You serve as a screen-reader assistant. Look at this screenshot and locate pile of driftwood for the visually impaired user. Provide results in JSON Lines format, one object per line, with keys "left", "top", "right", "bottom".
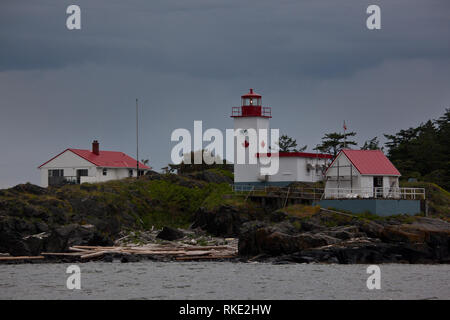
{"left": 39, "top": 244, "right": 237, "bottom": 262}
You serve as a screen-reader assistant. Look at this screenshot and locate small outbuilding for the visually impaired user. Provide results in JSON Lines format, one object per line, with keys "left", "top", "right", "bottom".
{"left": 320, "top": 149, "right": 425, "bottom": 216}
{"left": 324, "top": 149, "right": 401, "bottom": 199}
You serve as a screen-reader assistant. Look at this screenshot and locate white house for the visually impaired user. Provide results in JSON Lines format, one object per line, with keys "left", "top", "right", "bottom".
{"left": 324, "top": 149, "right": 401, "bottom": 199}
{"left": 38, "top": 140, "right": 151, "bottom": 187}
{"left": 231, "top": 89, "right": 332, "bottom": 186}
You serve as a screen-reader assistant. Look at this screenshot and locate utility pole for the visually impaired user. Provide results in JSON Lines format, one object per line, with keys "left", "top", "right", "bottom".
{"left": 136, "top": 98, "right": 139, "bottom": 179}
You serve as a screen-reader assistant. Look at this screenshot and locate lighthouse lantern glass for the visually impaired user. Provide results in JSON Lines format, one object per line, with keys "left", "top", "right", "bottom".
{"left": 242, "top": 97, "right": 261, "bottom": 106}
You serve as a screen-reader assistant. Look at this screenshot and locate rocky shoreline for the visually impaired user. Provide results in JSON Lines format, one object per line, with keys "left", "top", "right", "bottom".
{"left": 1, "top": 178, "right": 449, "bottom": 265}
{"left": 2, "top": 210, "right": 449, "bottom": 265}
{"left": 238, "top": 208, "right": 450, "bottom": 264}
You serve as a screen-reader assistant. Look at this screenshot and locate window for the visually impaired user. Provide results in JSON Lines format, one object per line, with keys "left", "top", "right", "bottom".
{"left": 48, "top": 169, "right": 64, "bottom": 177}
{"left": 374, "top": 176, "right": 383, "bottom": 188}
{"left": 103, "top": 168, "right": 108, "bottom": 176}
{"left": 77, "top": 169, "right": 88, "bottom": 177}
{"left": 129, "top": 169, "right": 133, "bottom": 177}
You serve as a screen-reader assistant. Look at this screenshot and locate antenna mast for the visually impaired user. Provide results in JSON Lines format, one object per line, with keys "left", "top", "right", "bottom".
{"left": 136, "top": 98, "right": 139, "bottom": 178}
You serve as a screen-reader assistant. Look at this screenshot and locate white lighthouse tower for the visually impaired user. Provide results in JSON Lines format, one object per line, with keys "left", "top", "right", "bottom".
{"left": 231, "top": 88, "right": 272, "bottom": 184}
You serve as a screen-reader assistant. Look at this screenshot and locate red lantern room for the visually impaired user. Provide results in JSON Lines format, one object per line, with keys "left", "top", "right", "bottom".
{"left": 231, "top": 88, "right": 271, "bottom": 118}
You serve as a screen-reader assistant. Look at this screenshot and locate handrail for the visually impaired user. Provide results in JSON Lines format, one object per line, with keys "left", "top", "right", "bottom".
{"left": 323, "top": 187, "right": 425, "bottom": 200}
{"left": 231, "top": 185, "right": 426, "bottom": 200}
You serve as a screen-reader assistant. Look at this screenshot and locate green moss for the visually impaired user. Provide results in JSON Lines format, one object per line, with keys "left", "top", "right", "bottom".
{"left": 201, "top": 183, "right": 235, "bottom": 210}
{"left": 0, "top": 175, "right": 246, "bottom": 233}
{"left": 292, "top": 220, "right": 302, "bottom": 231}
{"left": 400, "top": 181, "right": 450, "bottom": 218}
{"left": 280, "top": 204, "right": 321, "bottom": 218}
{"left": 206, "top": 168, "right": 234, "bottom": 180}
{"left": 197, "top": 238, "right": 209, "bottom": 246}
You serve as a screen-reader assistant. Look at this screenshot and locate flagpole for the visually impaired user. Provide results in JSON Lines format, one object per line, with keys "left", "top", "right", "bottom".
{"left": 343, "top": 120, "right": 346, "bottom": 149}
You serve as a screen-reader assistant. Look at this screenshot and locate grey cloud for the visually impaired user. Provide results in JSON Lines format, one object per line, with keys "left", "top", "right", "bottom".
{"left": 0, "top": 0, "right": 449, "bottom": 188}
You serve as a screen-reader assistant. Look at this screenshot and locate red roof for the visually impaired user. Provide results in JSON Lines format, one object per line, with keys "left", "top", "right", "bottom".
{"left": 257, "top": 152, "right": 333, "bottom": 159}
{"left": 336, "top": 149, "right": 400, "bottom": 176}
{"left": 38, "top": 149, "right": 151, "bottom": 169}
{"left": 241, "top": 88, "right": 261, "bottom": 98}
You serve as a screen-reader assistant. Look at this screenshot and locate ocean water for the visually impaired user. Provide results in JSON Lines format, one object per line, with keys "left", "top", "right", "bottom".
{"left": 0, "top": 262, "right": 449, "bottom": 300}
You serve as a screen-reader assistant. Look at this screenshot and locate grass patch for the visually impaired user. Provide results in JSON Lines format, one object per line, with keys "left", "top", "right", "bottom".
{"left": 206, "top": 168, "right": 234, "bottom": 180}
{"left": 280, "top": 204, "right": 321, "bottom": 219}
{"left": 401, "top": 181, "right": 450, "bottom": 218}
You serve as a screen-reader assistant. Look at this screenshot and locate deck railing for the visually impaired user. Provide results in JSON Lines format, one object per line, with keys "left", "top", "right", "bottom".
{"left": 232, "top": 185, "right": 324, "bottom": 200}
{"left": 232, "top": 185, "right": 426, "bottom": 200}
{"left": 231, "top": 106, "right": 272, "bottom": 117}
{"left": 323, "top": 187, "right": 426, "bottom": 200}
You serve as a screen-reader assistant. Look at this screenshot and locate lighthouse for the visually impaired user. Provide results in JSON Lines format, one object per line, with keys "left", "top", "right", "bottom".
{"left": 231, "top": 88, "right": 272, "bottom": 184}
{"left": 231, "top": 88, "right": 333, "bottom": 186}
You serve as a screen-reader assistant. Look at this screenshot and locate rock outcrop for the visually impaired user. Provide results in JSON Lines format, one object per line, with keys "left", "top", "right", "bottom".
{"left": 238, "top": 213, "right": 450, "bottom": 264}
{"left": 156, "top": 226, "right": 185, "bottom": 241}
{"left": 192, "top": 204, "right": 265, "bottom": 237}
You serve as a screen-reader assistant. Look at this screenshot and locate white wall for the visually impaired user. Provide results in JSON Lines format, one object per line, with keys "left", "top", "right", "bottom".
{"left": 264, "top": 157, "right": 328, "bottom": 183}
{"left": 40, "top": 150, "right": 96, "bottom": 187}
{"left": 234, "top": 117, "right": 270, "bottom": 183}
{"left": 81, "top": 168, "right": 137, "bottom": 184}
{"left": 325, "top": 152, "right": 364, "bottom": 198}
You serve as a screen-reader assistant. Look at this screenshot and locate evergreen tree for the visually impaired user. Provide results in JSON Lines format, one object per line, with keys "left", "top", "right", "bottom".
{"left": 362, "top": 137, "right": 383, "bottom": 150}
{"left": 276, "top": 134, "right": 307, "bottom": 152}
{"left": 384, "top": 108, "right": 449, "bottom": 190}
{"left": 315, "top": 132, "right": 357, "bottom": 157}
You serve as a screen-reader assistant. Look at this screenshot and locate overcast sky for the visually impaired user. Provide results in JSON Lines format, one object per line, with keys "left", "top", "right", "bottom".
{"left": 1, "top": 0, "right": 449, "bottom": 188}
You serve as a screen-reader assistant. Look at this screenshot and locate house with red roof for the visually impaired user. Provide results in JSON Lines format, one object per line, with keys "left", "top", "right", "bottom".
{"left": 38, "top": 140, "right": 151, "bottom": 187}
{"left": 324, "top": 149, "right": 401, "bottom": 199}
{"left": 319, "top": 149, "right": 425, "bottom": 215}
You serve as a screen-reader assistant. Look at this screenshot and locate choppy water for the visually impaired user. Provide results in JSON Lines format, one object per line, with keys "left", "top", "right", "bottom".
{"left": 0, "top": 262, "right": 449, "bottom": 300}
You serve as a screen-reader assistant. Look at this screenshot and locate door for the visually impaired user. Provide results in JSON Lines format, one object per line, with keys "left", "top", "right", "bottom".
{"left": 76, "top": 169, "right": 88, "bottom": 184}
{"left": 373, "top": 176, "right": 383, "bottom": 198}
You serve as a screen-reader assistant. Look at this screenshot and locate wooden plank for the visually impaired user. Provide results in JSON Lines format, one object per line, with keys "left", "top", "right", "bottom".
{"left": 72, "top": 245, "right": 118, "bottom": 250}
{"left": 41, "top": 252, "right": 83, "bottom": 256}
{"left": 68, "top": 247, "right": 93, "bottom": 252}
{"left": 183, "top": 246, "right": 233, "bottom": 251}
{"left": 80, "top": 251, "right": 109, "bottom": 259}
{"left": 183, "top": 251, "right": 211, "bottom": 256}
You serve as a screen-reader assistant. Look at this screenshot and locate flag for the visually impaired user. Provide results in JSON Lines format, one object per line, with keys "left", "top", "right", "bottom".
{"left": 343, "top": 120, "right": 347, "bottom": 131}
